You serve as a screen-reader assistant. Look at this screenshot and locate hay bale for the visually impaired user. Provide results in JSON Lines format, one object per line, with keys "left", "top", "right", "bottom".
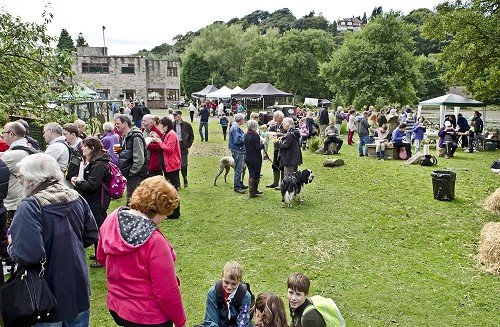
{"left": 478, "top": 222, "right": 500, "bottom": 275}
{"left": 483, "top": 188, "right": 500, "bottom": 214}
{"left": 323, "top": 158, "right": 344, "bottom": 167}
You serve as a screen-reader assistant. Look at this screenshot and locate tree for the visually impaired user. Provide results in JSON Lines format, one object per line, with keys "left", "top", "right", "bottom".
{"left": 0, "top": 10, "right": 75, "bottom": 122}
{"left": 371, "top": 6, "right": 383, "bottom": 20}
{"left": 76, "top": 32, "right": 88, "bottom": 46}
{"left": 56, "top": 28, "right": 75, "bottom": 52}
{"left": 403, "top": 8, "right": 444, "bottom": 56}
{"left": 180, "top": 52, "right": 210, "bottom": 97}
{"left": 362, "top": 12, "right": 368, "bottom": 24}
{"left": 423, "top": 0, "right": 500, "bottom": 102}
{"left": 320, "top": 12, "right": 419, "bottom": 107}
{"left": 415, "top": 55, "right": 447, "bottom": 100}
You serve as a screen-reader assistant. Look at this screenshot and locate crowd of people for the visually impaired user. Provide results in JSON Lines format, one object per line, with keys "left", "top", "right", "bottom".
{"left": 0, "top": 98, "right": 487, "bottom": 326}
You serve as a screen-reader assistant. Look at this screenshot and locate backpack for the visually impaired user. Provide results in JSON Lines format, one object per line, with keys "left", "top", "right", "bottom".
{"left": 302, "top": 295, "right": 345, "bottom": 327}
{"left": 102, "top": 162, "right": 127, "bottom": 199}
{"left": 215, "top": 280, "right": 255, "bottom": 321}
{"left": 10, "top": 145, "right": 40, "bottom": 155}
{"left": 64, "top": 144, "right": 83, "bottom": 181}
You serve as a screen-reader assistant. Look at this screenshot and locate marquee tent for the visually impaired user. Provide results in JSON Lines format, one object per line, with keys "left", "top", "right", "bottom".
{"left": 418, "top": 93, "right": 486, "bottom": 128}
{"left": 205, "top": 86, "right": 233, "bottom": 99}
{"left": 232, "top": 83, "right": 293, "bottom": 98}
{"left": 192, "top": 85, "right": 218, "bottom": 98}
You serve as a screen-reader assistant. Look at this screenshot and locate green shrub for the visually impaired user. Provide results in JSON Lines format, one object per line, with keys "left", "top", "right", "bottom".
{"left": 309, "top": 136, "right": 320, "bottom": 151}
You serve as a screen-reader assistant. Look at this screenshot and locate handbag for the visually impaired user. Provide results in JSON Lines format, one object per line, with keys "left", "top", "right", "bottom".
{"left": 399, "top": 147, "right": 408, "bottom": 160}
{"left": 0, "top": 264, "right": 58, "bottom": 327}
{"left": 0, "top": 190, "right": 58, "bottom": 327}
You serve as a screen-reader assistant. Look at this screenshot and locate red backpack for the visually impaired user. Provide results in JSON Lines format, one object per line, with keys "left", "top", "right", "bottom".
{"left": 102, "top": 162, "right": 127, "bottom": 200}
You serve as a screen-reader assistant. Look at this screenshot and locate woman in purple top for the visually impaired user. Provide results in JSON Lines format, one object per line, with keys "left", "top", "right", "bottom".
{"left": 100, "top": 122, "right": 120, "bottom": 165}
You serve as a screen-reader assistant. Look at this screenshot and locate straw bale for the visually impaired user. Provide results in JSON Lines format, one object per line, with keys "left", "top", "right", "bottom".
{"left": 478, "top": 222, "right": 500, "bottom": 275}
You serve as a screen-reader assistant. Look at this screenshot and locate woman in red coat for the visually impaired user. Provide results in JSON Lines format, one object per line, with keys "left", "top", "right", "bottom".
{"left": 152, "top": 117, "right": 181, "bottom": 190}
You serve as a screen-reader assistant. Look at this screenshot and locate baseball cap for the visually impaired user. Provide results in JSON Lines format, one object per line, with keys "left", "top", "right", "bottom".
{"left": 173, "top": 110, "right": 183, "bottom": 116}
{"left": 444, "top": 121, "right": 451, "bottom": 127}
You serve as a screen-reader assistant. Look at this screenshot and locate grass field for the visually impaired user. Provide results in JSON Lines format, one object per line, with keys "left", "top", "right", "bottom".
{"left": 86, "top": 113, "right": 500, "bottom": 326}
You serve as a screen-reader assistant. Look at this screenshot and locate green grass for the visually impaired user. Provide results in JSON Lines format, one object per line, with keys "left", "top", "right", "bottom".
{"left": 87, "top": 115, "right": 500, "bottom": 326}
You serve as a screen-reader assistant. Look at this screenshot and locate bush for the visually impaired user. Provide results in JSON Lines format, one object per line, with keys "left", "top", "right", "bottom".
{"left": 309, "top": 136, "right": 320, "bottom": 152}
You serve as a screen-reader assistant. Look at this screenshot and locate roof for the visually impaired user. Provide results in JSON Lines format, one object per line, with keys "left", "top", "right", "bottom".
{"left": 192, "top": 85, "right": 219, "bottom": 97}
{"left": 205, "top": 86, "right": 233, "bottom": 99}
{"left": 418, "top": 93, "right": 485, "bottom": 107}
{"left": 232, "top": 83, "right": 292, "bottom": 98}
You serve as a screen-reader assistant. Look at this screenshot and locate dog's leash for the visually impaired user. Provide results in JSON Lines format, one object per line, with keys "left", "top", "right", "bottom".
{"left": 263, "top": 148, "right": 280, "bottom": 170}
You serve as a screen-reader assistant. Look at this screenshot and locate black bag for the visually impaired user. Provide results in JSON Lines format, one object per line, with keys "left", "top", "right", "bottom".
{"left": 491, "top": 160, "right": 500, "bottom": 170}
{"left": 64, "top": 144, "right": 83, "bottom": 181}
{"left": 0, "top": 265, "right": 58, "bottom": 327}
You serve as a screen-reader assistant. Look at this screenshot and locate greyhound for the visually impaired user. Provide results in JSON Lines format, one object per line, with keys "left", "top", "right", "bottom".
{"left": 214, "top": 156, "right": 247, "bottom": 186}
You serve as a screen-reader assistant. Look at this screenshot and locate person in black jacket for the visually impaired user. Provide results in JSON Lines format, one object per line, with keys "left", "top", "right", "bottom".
{"left": 276, "top": 117, "right": 303, "bottom": 176}
{"left": 71, "top": 137, "right": 111, "bottom": 268}
{"left": 0, "top": 159, "right": 9, "bottom": 283}
{"left": 287, "top": 273, "right": 325, "bottom": 327}
{"left": 244, "top": 119, "right": 266, "bottom": 198}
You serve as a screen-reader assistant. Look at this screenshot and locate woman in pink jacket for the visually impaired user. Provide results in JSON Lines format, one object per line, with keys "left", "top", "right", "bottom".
{"left": 97, "top": 176, "right": 185, "bottom": 327}
{"left": 153, "top": 117, "right": 182, "bottom": 190}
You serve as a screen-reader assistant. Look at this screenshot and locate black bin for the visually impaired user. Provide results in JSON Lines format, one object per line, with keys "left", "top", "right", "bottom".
{"left": 431, "top": 170, "right": 456, "bottom": 201}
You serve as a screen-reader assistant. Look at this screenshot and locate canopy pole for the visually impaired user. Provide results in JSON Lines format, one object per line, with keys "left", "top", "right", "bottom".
{"left": 417, "top": 105, "right": 422, "bottom": 118}
{"left": 439, "top": 105, "right": 445, "bottom": 127}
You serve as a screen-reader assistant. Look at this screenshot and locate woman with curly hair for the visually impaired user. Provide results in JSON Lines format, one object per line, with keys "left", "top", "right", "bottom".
{"left": 253, "top": 292, "right": 288, "bottom": 327}
{"left": 97, "top": 176, "right": 186, "bottom": 327}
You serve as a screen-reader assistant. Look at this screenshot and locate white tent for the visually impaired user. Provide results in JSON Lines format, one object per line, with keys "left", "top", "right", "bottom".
{"left": 205, "top": 86, "right": 233, "bottom": 99}
{"left": 417, "top": 93, "right": 486, "bottom": 128}
{"left": 231, "top": 86, "right": 244, "bottom": 95}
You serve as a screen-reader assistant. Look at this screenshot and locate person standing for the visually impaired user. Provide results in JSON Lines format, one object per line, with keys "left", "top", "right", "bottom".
{"left": 188, "top": 101, "right": 197, "bottom": 123}
{"left": 219, "top": 112, "right": 229, "bottom": 141}
{"left": 266, "top": 111, "right": 286, "bottom": 189}
{"left": 318, "top": 105, "right": 329, "bottom": 145}
{"left": 276, "top": 117, "right": 302, "bottom": 176}
{"left": 71, "top": 137, "right": 111, "bottom": 268}
{"left": 97, "top": 176, "right": 186, "bottom": 327}
{"left": 131, "top": 101, "right": 144, "bottom": 128}
{"left": 244, "top": 119, "right": 266, "bottom": 198}
{"left": 8, "top": 153, "right": 98, "bottom": 326}
{"left": 412, "top": 116, "right": 427, "bottom": 153}
{"left": 357, "top": 111, "right": 371, "bottom": 157}
{"left": 154, "top": 117, "right": 182, "bottom": 190}
{"left": 199, "top": 104, "right": 210, "bottom": 142}
{"left": 173, "top": 110, "right": 194, "bottom": 188}
{"left": 142, "top": 114, "right": 164, "bottom": 177}
{"left": 101, "top": 122, "right": 120, "bottom": 165}
{"left": 456, "top": 113, "right": 470, "bottom": 148}
{"left": 229, "top": 113, "right": 247, "bottom": 194}
{"left": 346, "top": 109, "right": 356, "bottom": 146}
{"left": 0, "top": 159, "right": 8, "bottom": 283}
{"left": 115, "top": 114, "right": 148, "bottom": 204}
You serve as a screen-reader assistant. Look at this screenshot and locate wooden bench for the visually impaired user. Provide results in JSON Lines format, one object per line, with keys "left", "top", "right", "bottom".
{"left": 366, "top": 143, "right": 399, "bottom": 159}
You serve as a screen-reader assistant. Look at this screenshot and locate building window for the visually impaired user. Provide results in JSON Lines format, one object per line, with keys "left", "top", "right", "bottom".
{"left": 122, "top": 64, "right": 135, "bottom": 74}
{"left": 148, "top": 89, "right": 164, "bottom": 101}
{"left": 123, "top": 90, "right": 135, "bottom": 101}
{"left": 165, "top": 89, "right": 179, "bottom": 101}
{"left": 82, "top": 63, "right": 109, "bottom": 74}
{"left": 167, "top": 66, "right": 178, "bottom": 77}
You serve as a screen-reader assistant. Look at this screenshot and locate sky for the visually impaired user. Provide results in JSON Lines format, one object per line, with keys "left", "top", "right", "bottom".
{"left": 1, "top": 0, "right": 444, "bottom": 55}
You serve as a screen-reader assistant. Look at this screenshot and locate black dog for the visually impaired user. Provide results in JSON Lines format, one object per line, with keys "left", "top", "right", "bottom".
{"left": 280, "top": 169, "right": 314, "bottom": 208}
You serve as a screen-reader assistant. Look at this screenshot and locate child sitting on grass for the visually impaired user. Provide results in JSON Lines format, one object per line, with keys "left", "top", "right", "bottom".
{"left": 203, "top": 261, "right": 252, "bottom": 327}
{"left": 253, "top": 292, "right": 288, "bottom": 327}
{"left": 287, "top": 272, "right": 325, "bottom": 327}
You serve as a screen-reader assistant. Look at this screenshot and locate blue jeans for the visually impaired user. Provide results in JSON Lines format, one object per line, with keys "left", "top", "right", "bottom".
{"left": 36, "top": 309, "right": 90, "bottom": 327}
{"left": 232, "top": 151, "right": 245, "bottom": 190}
{"left": 358, "top": 135, "right": 371, "bottom": 155}
{"left": 199, "top": 121, "right": 208, "bottom": 141}
{"left": 134, "top": 119, "right": 142, "bottom": 128}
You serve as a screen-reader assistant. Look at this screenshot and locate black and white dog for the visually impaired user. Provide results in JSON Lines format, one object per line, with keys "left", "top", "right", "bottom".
{"left": 280, "top": 169, "right": 314, "bottom": 208}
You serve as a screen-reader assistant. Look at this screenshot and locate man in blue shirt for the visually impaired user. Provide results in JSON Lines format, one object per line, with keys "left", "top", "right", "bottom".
{"left": 228, "top": 113, "right": 247, "bottom": 193}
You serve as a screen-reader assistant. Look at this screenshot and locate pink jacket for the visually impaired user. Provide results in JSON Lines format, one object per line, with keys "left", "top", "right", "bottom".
{"left": 97, "top": 208, "right": 186, "bottom": 326}
{"left": 159, "top": 129, "right": 181, "bottom": 173}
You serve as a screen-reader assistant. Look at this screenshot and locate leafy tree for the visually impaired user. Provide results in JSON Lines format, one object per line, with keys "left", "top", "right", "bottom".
{"left": 56, "top": 28, "right": 75, "bottom": 52}
{"left": 370, "top": 6, "right": 383, "bottom": 21}
{"left": 362, "top": 12, "right": 368, "bottom": 24}
{"left": 258, "top": 8, "right": 296, "bottom": 34}
{"left": 415, "top": 55, "right": 447, "bottom": 100}
{"left": 272, "top": 29, "right": 334, "bottom": 97}
{"left": 238, "top": 10, "right": 271, "bottom": 30}
{"left": 320, "top": 12, "right": 418, "bottom": 107}
{"left": 76, "top": 32, "right": 88, "bottom": 46}
{"left": 423, "top": 0, "right": 500, "bottom": 101}
{"left": 291, "top": 14, "right": 331, "bottom": 32}
{"left": 180, "top": 52, "right": 210, "bottom": 97}
{"left": 403, "top": 8, "right": 444, "bottom": 56}
{"left": 0, "top": 10, "right": 75, "bottom": 123}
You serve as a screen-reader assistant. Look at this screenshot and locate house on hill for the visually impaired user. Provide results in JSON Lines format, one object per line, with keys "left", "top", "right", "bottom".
{"left": 72, "top": 46, "right": 181, "bottom": 109}
{"left": 337, "top": 17, "right": 363, "bottom": 32}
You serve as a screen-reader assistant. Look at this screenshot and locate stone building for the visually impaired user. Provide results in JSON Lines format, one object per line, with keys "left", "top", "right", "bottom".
{"left": 72, "top": 46, "right": 181, "bottom": 109}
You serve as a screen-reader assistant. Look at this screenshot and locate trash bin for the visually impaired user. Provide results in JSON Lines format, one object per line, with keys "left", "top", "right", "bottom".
{"left": 431, "top": 170, "right": 456, "bottom": 201}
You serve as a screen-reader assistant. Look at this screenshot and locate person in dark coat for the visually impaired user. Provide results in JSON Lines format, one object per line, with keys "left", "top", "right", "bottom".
{"left": 277, "top": 117, "right": 303, "bottom": 176}
{"left": 0, "top": 159, "right": 9, "bottom": 283}
{"left": 8, "top": 153, "right": 98, "bottom": 326}
{"left": 71, "top": 137, "right": 111, "bottom": 268}
{"left": 244, "top": 119, "right": 266, "bottom": 198}
{"left": 131, "top": 101, "right": 144, "bottom": 128}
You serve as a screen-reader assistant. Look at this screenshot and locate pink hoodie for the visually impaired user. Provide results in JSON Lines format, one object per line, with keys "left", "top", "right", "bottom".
{"left": 97, "top": 208, "right": 186, "bottom": 326}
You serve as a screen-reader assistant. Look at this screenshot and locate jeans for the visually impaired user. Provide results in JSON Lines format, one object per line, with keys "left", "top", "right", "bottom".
{"left": 36, "top": 309, "right": 90, "bottom": 327}
{"left": 358, "top": 135, "right": 371, "bottom": 155}
{"left": 134, "top": 119, "right": 142, "bottom": 128}
{"left": 232, "top": 151, "right": 245, "bottom": 190}
{"left": 199, "top": 121, "right": 208, "bottom": 141}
